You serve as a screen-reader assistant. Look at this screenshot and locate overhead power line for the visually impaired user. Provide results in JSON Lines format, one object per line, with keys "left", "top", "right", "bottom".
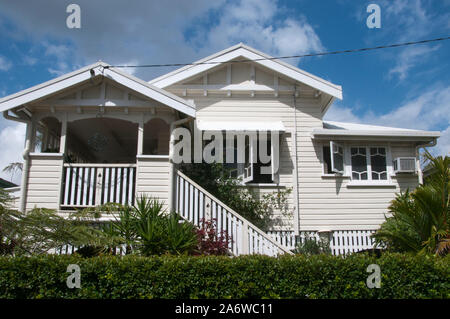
{"left": 104, "top": 36, "right": 450, "bottom": 69}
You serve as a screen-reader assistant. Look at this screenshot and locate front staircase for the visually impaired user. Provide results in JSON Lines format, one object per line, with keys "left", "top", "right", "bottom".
{"left": 175, "top": 170, "right": 292, "bottom": 256}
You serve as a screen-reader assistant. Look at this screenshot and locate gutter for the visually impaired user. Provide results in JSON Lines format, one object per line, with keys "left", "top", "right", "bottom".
{"left": 168, "top": 117, "right": 193, "bottom": 212}
{"left": 3, "top": 111, "right": 32, "bottom": 212}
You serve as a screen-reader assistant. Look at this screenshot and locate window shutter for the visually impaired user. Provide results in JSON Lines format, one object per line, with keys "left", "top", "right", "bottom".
{"left": 330, "top": 141, "right": 344, "bottom": 174}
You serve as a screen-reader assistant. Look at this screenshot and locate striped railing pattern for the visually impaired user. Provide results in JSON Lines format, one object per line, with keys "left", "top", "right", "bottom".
{"left": 176, "top": 170, "right": 292, "bottom": 256}
{"left": 61, "top": 164, "right": 136, "bottom": 207}
{"left": 268, "top": 230, "right": 377, "bottom": 255}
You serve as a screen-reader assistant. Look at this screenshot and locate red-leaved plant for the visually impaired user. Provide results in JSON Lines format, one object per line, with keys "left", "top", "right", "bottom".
{"left": 195, "top": 218, "right": 232, "bottom": 255}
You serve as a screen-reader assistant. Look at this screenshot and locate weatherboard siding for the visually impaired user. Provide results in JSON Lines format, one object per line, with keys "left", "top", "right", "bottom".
{"left": 171, "top": 92, "right": 420, "bottom": 232}
{"left": 182, "top": 94, "right": 319, "bottom": 230}
{"left": 25, "top": 154, "right": 64, "bottom": 211}
{"left": 135, "top": 157, "right": 171, "bottom": 208}
{"left": 299, "top": 140, "right": 419, "bottom": 231}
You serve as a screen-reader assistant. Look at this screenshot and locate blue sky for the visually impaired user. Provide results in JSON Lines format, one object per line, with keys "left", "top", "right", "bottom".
{"left": 0, "top": 0, "right": 449, "bottom": 183}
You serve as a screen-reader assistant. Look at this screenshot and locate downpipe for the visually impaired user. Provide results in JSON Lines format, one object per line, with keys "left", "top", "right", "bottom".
{"left": 3, "top": 111, "right": 32, "bottom": 212}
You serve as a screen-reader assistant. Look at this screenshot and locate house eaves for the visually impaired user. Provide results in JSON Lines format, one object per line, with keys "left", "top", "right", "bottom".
{"left": 312, "top": 121, "right": 440, "bottom": 142}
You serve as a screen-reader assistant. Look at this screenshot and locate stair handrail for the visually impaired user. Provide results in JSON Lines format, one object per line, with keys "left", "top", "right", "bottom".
{"left": 176, "top": 170, "right": 293, "bottom": 255}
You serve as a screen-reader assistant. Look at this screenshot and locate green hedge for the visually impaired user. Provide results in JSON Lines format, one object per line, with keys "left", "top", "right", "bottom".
{"left": 0, "top": 254, "right": 448, "bottom": 298}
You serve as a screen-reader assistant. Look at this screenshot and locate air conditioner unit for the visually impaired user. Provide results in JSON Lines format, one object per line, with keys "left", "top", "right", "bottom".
{"left": 393, "top": 157, "right": 416, "bottom": 173}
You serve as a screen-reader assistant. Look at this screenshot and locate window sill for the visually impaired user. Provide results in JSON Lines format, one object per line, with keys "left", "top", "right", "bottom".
{"left": 347, "top": 181, "right": 396, "bottom": 188}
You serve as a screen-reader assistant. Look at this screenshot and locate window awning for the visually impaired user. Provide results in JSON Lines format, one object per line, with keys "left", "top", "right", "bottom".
{"left": 196, "top": 120, "right": 285, "bottom": 131}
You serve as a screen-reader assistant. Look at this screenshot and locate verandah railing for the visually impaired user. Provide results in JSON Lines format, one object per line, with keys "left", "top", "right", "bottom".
{"left": 175, "top": 170, "right": 292, "bottom": 257}
{"left": 61, "top": 163, "right": 136, "bottom": 207}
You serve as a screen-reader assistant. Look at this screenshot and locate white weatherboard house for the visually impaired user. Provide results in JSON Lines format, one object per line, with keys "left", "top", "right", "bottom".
{"left": 0, "top": 44, "right": 440, "bottom": 256}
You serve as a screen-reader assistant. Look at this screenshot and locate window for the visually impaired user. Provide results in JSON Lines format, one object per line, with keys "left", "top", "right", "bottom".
{"left": 351, "top": 147, "right": 368, "bottom": 180}
{"left": 253, "top": 138, "right": 273, "bottom": 183}
{"left": 323, "top": 142, "right": 390, "bottom": 183}
{"left": 223, "top": 133, "right": 276, "bottom": 184}
{"left": 370, "top": 147, "right": 387, "bottom": 180}
{"left": 350, "top": 146, "right": 387, "bottom": 181}
{"left": 330, "top": 141, "right": 344, "bottom": 174}
{"left": 323, "top": 146, "right": 332, "bottom": 174}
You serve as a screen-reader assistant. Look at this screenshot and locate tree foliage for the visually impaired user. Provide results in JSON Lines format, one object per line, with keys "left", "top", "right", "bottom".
{"left": 373, "top": 151, "right": 449, "bottom": 255}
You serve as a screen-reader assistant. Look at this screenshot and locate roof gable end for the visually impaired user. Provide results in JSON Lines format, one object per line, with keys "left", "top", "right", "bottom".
{"left": 149, "top": 43, "right": 343, "bottom": 99}
{"left": 0, "top": 62, "right": 196, "bottom": 117}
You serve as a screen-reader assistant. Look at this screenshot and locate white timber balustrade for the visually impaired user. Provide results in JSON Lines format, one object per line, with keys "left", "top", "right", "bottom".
{"left": 61, "top": 163, "right": 136, "bottom": 207}
{"left": 175, "top": 170, "right": 292, "bottom": 256}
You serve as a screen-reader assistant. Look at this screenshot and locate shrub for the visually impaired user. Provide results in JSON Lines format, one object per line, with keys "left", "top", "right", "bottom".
{"left": 0, "top": 253, "right": 448, "bottom": 299}
{"left": 293, "top": 235, "right": 331, "bottom": 256}
{"left": 102, "top": 196, "right": 198, "bottom": 256}
{"left": 195, "top": 218, "right": 231, "bottom": 256}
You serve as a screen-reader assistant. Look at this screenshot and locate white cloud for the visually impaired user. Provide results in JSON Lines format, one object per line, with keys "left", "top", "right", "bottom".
{"left": 0, "top": 122, "right": 26, "bottom": 185}
{"left": 325, "top": 86, "right": 450, "bottom": 156}
{"left": 323, "top": 103, "right": 362, "bottom": 123}
{"left": 435, "top": 126, "right": 450, "bottom": 156}
{"left": 376, "top": 0, "right": 450, "bottom": 82}
{"left": 0, "top": 55, "right": 12, "bottom": 71}
{"left": 0, "top": 0, "right": 322, "bottom": 79}
{"left": 388, "top": 45, "right": 440, "bottom": 81}
{"left": 22, "top": 55, "right": 37, "bottom": 66}
{"left": 195, "top": 0, "right": 324, "bottom": 62}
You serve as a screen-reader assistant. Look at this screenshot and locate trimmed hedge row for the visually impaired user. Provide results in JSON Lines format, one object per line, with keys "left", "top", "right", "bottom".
{"left": 0, "top": 253, "right": 448, "bottom": 299}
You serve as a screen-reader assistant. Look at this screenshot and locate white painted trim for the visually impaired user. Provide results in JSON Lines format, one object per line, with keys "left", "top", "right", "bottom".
{"left": 102, "top": 68, "right": 196, "bottom": 117}
{"left": 347, "top": 181, "right": 396, "bottom": 187}
{"left": 136, "top": 155, "right": 170, "bottom": 159}
{"left": 0, "top": 62, "right": 196, "bottom": 118}
{"left": 29, "top": 152, "right": 64, "bottom": 158}
{"left": 63, "top": 163, "right": 137, "bottom": 168}
{"left": 196, "top": 120, "right": 285, "bottom": 131}
{"left": 312, "top": 128, "right": 440, "bottom": 139}
{"left": 150, "top": 45, "right": 342, "bottom": 99}
{"left": 42, "top": 99, "right": 157, "bottom": 107}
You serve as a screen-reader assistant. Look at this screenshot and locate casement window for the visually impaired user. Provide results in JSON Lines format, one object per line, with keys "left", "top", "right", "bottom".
{"left": 322, "top": 142, "right": 344, "bottom": 175}
{"left": 322, "top": 145, "right": 332, "bottom": 174}
{"left": 350, "top": 147, "right": 388, "bottom": 181}
{"left": 224, "top": 133, "right": 277, "bottom": 184}
{"left": 323, "top": 143, "right": 389, "bottom": 182}
{"left": 330, "top": 141, "right": 344, "bottom": 174}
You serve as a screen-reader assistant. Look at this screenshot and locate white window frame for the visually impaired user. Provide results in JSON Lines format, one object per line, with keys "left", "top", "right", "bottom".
{"left": 330, "top": 141, "right": 344, "bottom": 175}
{"left": 348, "top": 145, "right": 392, "bottom": 184}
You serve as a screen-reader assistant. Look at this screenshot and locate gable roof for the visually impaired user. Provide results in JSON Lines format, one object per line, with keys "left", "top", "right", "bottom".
{"left": 312, "top": 121, "right": 440, "bottom": 141}
{"left": 149, "top": 43, "right": 343, "bottom": 99}
{"left": 0, "top": 62, "right": 196, "bottom": 117}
